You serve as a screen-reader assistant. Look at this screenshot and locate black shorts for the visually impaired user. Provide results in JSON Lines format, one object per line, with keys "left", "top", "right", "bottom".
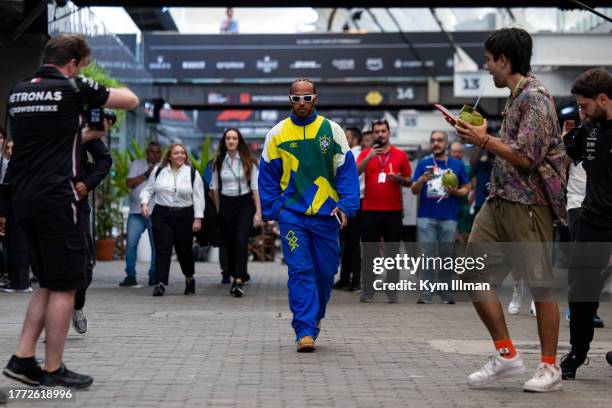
{"left": 19, "top": 203, "right": 88, "bottom": 291}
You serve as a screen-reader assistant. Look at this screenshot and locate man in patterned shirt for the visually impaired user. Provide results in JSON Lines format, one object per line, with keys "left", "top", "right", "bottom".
{"left": 455, "top": 28, "right": 567, "bottom": 393}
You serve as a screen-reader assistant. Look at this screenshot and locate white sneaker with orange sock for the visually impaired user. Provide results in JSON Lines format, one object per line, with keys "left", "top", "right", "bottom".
{"left": 468, "top": 353, "right": 526, "bottom": 386}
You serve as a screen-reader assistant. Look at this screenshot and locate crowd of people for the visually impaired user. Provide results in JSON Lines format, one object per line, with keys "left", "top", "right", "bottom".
{"left": 0, "top": 29, "right": 611, "bottom": 394}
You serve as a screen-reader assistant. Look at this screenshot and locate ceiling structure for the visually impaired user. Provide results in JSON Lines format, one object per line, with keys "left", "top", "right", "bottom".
{"left": 70, "top": 1, "right": 612, "bottom": 7}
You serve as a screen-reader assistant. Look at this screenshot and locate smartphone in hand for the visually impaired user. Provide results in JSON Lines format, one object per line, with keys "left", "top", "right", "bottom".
{"left": 433, "top": 104, "right": 457, "bottom": 126}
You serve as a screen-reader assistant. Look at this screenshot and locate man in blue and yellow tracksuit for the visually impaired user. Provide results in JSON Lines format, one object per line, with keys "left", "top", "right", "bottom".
{"left": 258, "top": 79, "right": 360, "bottom": 352}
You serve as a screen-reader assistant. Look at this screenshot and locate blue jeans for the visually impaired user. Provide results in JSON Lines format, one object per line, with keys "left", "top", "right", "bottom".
{"left": 416, "top": 217, "right": 457, "bottom": 298}
{"left": 125, "top": 214, "right": 156, "bottom": 279}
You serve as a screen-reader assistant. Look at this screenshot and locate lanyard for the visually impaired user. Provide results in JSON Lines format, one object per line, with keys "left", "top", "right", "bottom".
{"left": 501, "top": 75, "right": 526, "bottom": 126}
{"left": 432, "top": 157, "right": 448, "bottom": 172}
{"left": 226, "top": 155, "right": 242, "bottom": 195}
{"left": 377, "top": 152, "right": 390, "bottom": 172}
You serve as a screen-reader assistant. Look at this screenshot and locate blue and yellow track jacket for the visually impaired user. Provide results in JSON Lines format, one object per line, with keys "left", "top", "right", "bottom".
{"left": 258, "top": 112, "right": 360, "bottom": 221}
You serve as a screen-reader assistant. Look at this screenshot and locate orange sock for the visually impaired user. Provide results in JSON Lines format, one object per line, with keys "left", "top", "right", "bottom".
{"left": 541, "top": 355, "right": 556, "bottom": 365}
{"left": 494, "top": 338, "right": 517, "bottom": 359}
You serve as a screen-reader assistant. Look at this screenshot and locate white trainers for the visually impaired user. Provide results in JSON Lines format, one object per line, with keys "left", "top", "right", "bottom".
{"left": 508, "top": 281, "right": 524, "bottom": 315}
{"left": 468, "top": 353, "right": 527, "bottom": 386}
{"left": 530, "top": 300, "right": 537, "bottom": 317}
{"left": 523, "top": 363, "right": 563, "bottom": 392}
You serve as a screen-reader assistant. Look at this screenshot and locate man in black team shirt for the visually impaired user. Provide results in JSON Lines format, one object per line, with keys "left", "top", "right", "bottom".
{"left": 0, "top": 34, "right": 139, "bottom": 389}
{"left": 561, "top": 68, "right": 612, "bottom": 380}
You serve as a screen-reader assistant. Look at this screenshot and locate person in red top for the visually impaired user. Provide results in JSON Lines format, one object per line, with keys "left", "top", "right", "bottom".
{"left": 357, "top": 119, "right": 411, "bottom": 303}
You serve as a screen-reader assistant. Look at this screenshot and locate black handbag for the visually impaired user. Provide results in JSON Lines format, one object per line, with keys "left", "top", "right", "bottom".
{"left": 196, "top": 184, "right": 225, "bottom": 247}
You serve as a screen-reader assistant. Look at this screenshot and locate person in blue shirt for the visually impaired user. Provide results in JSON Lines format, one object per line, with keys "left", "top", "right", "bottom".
{"left": 411, "top": 130, "right": 470, "bottom": 304}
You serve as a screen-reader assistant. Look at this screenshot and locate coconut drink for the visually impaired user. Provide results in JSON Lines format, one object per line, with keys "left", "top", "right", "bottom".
{"left": 441, "top": 169, "right": 458, "bottom": 190}
{"left": 458, "top": 104, "right": 484, "bottom": 127}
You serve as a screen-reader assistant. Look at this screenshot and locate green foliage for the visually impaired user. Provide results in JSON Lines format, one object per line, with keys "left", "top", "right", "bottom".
{"left": 111, "top": 148, "right": 131, "bottom": 199}
{"left": 130, "top": 138, "right": 146, "bottom": 160}
{"left": 189, "top": 135, "right": 212, "bottom": 175}
{"left": 80, "top": 61, "right": 125, "bottom": 129}
{"left": 94, "top": 183, "right": 124, "bottom": 239}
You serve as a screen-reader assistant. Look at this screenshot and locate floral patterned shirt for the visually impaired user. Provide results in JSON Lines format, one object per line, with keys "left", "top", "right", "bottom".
{"left": 488, "top": 76, "right": 567, "bottom": 224}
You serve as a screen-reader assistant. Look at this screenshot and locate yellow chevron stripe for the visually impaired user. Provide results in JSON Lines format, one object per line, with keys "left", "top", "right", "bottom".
{"left": 307, "top": 176, "right": 339, "bottom": 215}
{"left": 279, "top": 149, "right": 299, "bottom": 190}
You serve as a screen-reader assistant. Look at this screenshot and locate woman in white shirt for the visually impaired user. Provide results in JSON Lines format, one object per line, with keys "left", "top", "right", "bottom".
{"left": 140, "top": 143, "right": 205, "bottom": 297}
{"left": 211, "top": 128, "right": 262, "bottom": 297}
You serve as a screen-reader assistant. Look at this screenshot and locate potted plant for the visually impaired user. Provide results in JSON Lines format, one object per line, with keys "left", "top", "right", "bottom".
{"left": 94, "top": 183, "right": 124, "bottom": 260}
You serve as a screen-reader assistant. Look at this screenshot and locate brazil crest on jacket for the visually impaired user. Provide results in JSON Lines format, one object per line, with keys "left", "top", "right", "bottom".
{"left": 258, "top": 112, "right": 360, "bottom": 220}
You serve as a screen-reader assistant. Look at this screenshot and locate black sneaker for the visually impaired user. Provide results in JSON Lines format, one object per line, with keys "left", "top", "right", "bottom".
{"left": 0, "top": 273, "right": 9, "bottom": 288}
{"left": 440, "top": 294, "right": 456, "bottom": 305}
{"left": 348, "top": 283, "right": 361, "bottom": 292}
{"left": 119, "top": 276, "right": 139, "bottom": 287}
{"left": 184, "top": 278, "right": 195, "bottom": 295}
{"left": 3, "top": 355, "right": 43, "bottom": 386}
{"left": 221, "top": 273, "right": 231, "bottom": 284}
{"left": 594, "top": 314, "right": 604, "bottom": 328}
{"left": 148, "top": 276, "right": 158, "bottom": 286}
{"left": 416, "top": 295, "right": 432, "bottom": 304}
{"left": 560, "top": 350, "right": 588, "bottom": 380}
{"left": 41, "top": 364, "right": 93, "bottom": 389}
{"left": 3, "top": 284, "right": 33, "bottom": 293}
{"left": 232, "top": 282, "right": 244, "bottom": 298}
{"left": 229, "top": 280, "right": 244, "bottom": 297}
{"left": 152, "top": 283, "right": 165, "bottom": 297}
{"left": 333, "top": 281, "right": 348, "bottom": 290}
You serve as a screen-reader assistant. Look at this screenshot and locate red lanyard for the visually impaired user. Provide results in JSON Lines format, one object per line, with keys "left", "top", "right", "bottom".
{"left": 377, "top": 152, "right": 390, "bottom": 171}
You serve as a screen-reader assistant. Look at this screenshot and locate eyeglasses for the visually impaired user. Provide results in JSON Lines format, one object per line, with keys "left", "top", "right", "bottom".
{"left": 290, "top": 94, "right": 316, "bottom": 103}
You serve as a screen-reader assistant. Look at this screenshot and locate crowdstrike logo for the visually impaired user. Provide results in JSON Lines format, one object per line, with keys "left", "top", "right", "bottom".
{"left": 290, "top": 60, "right": 321, "bottom": 69}
{"left": 257, "top": 56, "right": 278, "bottom": 73}
{"left": 366, "top": 58, "right": 384, "bottom": 71}
{"left": 332, "top": 59, "right": 355, "bottom": 70}
{"left": 149, "top": 55, "right": 172, "bottom": 70}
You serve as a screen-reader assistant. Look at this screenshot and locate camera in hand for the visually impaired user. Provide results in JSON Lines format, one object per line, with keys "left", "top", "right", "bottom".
{"left": 373, "top": 138, "right": 384, "bottom": 148}
{"left": 85, "top": 108, "right": 117, "bottom": 130}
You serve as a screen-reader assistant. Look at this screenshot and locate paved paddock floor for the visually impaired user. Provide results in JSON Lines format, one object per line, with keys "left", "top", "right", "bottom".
{"left": 0, "top": 260, "right": 610, "bottom": 407}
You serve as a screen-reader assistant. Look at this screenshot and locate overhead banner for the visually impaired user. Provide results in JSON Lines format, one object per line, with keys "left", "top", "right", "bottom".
{"left": 143, "top": 32, "right": 488, "bottom": 82}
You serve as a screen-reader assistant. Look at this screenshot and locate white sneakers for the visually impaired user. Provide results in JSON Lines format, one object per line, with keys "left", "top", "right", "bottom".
{"left": 507, "top": 282, "right": 524, "bottom": 315}
{"left": 523, "top": 363, "right": 563, "bottom": 392}
{"left": 468, "top": 353, "right": 527, "bottom": 386}
{"left": 468, "top": 354, "right": 563, "bottom": 392}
